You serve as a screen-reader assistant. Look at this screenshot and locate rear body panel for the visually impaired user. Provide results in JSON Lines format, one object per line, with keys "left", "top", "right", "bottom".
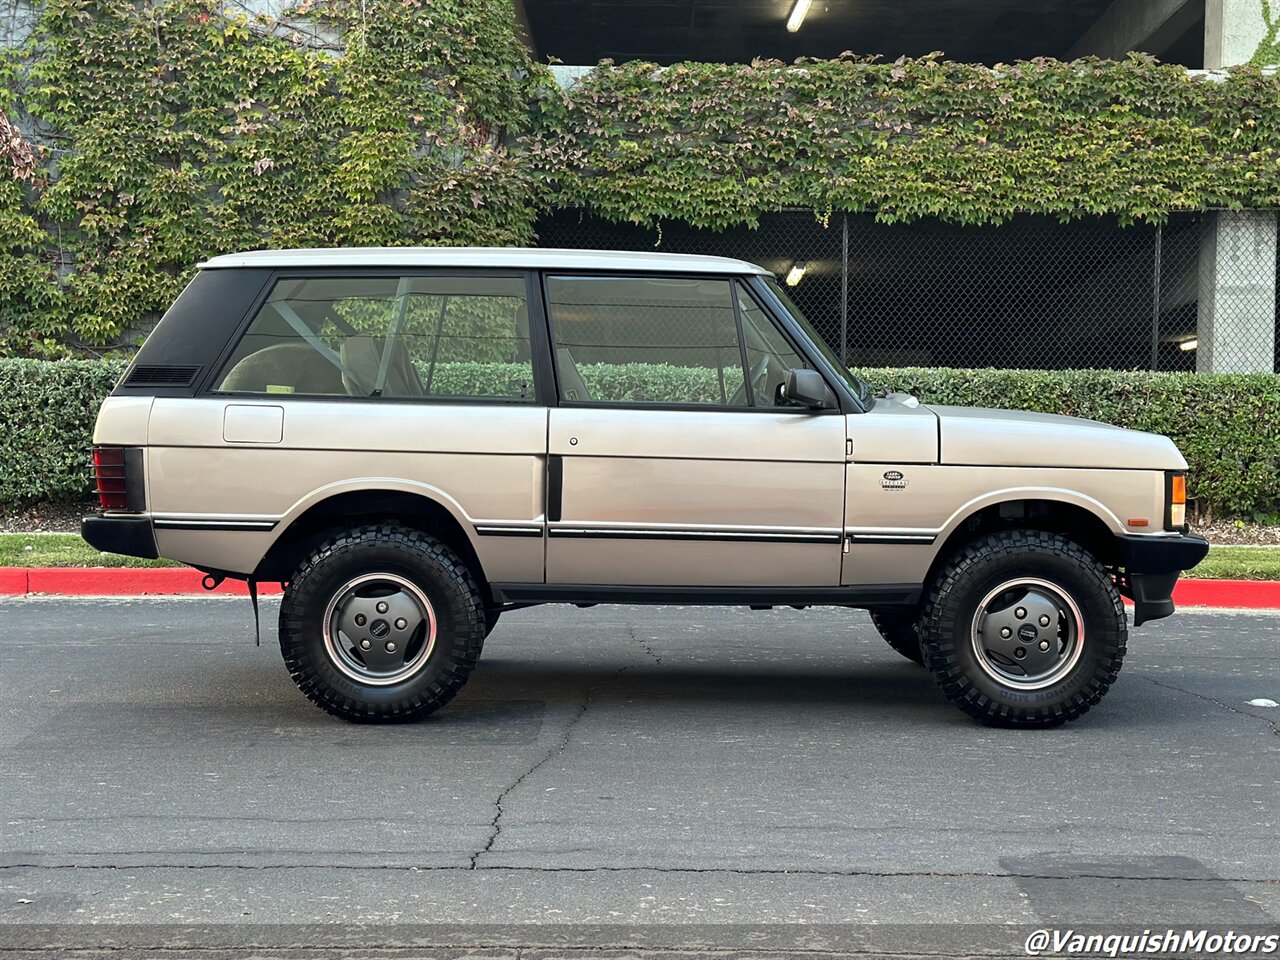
{"left": 144, "top": 397, "right": 546, "bottom": 583}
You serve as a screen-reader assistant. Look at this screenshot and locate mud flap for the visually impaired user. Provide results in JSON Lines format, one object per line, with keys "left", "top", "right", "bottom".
{"left": 248, "top": 578, "right": 260, "bottom": 647}
{"left": 1125, "top": 571, "right": 1178, "bottom": 627}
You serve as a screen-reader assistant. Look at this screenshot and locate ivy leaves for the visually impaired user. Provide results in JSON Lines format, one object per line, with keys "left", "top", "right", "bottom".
{"left": 526, "top": 54, "right": 1280, "bottom": 231}
{"left": 8, "top": 10, "right": 1280, "bottom": 358}
{"left": 2, "top": 0, "right": 538, "bottom": 356}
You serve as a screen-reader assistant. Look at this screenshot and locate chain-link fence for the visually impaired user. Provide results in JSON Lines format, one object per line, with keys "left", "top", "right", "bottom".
{"left": 536, "top": 209, "right": 1279, "bottom": 373}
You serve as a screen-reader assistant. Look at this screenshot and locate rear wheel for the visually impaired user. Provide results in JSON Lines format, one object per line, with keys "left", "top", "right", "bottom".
{"left": 868, "top": 608, "right": 924, "bottom": 665}
{"left": 919, "top": 530, "right": 1126, "bottom": 728}
{"left": 279, "top": 523, "right": 485, "bottom": 722}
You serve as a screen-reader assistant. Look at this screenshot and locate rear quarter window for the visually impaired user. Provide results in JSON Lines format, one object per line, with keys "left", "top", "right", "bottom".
{"left": 213, "top": 274, "right": 534, "bottom": 401}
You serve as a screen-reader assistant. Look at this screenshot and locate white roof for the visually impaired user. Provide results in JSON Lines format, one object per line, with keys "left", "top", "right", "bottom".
{"left": 200, "top": 246, "right": 770, "bottom": 275}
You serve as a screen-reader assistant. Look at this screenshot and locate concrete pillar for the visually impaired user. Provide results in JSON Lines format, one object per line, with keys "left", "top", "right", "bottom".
{"left": 1196, "top": 210, "right": 1277, "bottom": 372}
{"left": 1204, "top": 0, "right": 1279, "bottom": 68}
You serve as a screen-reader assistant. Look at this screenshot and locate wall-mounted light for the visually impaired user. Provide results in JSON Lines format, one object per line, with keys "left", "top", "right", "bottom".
{"left": 1179, "top": 338, "right": 1198, "bottom": 352}
{"left": 786, "top": 0, "right": 811, "bottom": 33}
{"left": 785, "top": 261, "right": 808, "bottom": 286}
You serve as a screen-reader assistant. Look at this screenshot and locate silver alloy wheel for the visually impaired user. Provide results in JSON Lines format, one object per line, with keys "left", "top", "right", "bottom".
{"left": 970, "top": 577, "right": 1085, "bottom": 690}
{"left": 322, "top": 572, "right": 436, "bottom": 686}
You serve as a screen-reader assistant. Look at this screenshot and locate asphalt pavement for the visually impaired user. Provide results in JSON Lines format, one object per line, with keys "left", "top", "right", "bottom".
{"left": 1, "top": 597, "right": 1277, "bottom": 956}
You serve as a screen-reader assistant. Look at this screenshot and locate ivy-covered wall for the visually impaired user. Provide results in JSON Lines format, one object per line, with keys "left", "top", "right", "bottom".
{"left": 0, "top": 0, "right": 539, "bottom": 356}
{"left": 7, "top": 3, "right": 1280, "bottom": 358}
{"left": 526, "top": 54, "right": 1280, "bottom": 231}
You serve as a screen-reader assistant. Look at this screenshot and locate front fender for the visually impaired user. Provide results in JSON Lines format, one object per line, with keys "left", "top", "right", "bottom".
{"left": 935, "top": 486, "right": 1126, "bottom": 545}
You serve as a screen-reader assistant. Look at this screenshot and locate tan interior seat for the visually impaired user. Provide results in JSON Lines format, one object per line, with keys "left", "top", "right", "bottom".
{"left": 219, "top": 343, "right": 345, "bottom": 394}
{"left": 339, "top": 336, "right": 424, "bottom": 397}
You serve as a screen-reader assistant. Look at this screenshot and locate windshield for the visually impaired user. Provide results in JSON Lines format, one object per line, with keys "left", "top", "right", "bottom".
{"left": 762, "top": 277, "right": 873, "bottom": 407}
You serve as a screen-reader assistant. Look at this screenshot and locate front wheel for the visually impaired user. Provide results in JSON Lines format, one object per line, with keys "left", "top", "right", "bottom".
{"left": 278, "top": 523, "right": 486, "bottom": 722}
{"left": 919, "top": 530, "right": 1127, "bottom": 728}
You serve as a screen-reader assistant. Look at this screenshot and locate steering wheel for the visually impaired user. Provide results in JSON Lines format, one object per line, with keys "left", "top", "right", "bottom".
{"left": 730, "top": 354, "right": 770, "bottom": 406}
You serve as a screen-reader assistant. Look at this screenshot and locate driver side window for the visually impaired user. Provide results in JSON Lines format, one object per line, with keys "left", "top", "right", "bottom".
{"left": 545, "top": 274, "right": 749, "bottom": 406}
{"left": 543, "top": 274, "right": 814, "bottom": 409}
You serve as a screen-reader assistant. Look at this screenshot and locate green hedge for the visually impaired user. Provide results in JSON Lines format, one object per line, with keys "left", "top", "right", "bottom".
{"left": 420, "top": 361, "right": 725, "bottom": 402}
{"left": 0, "top": 358, "right": 126, "bottom": 507}
{"left": 4, "top": 359, "right": 1276, "bottom": 520}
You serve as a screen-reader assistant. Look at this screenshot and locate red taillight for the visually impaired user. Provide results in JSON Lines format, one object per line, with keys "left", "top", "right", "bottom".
{"left": 93, "top": 446, "right": 129, "bottom": 511}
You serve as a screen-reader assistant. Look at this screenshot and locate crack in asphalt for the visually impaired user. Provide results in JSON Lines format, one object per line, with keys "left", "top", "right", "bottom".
{"left": 3, "top": 862, "right": 1277, "bottom": 884}
{"left": 469, "top": 664, "right": 637, "bottom": 870}
{"left": 1141, "top": 674, "right": 1280, "bottom": 737}
{"left": 628, "top": 624, "right": 663, "bottom": 665}
{"left": 469, "top": 631, "right": 669, "bottom": 869}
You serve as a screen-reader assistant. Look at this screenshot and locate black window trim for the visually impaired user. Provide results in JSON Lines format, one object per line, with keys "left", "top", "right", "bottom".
{"left": 537, "top": 268, "right": 846, "bottom": 416}
{"left": 729, "top": 278, "right": 755, "bottom": 407}
{"left": 200, "top": 266, "right": 554, "bottom": 407}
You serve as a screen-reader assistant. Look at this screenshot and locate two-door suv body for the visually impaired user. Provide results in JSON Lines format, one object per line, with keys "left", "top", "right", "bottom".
{"left": 84, "top": 248, "right": 1208, "bottom": 726}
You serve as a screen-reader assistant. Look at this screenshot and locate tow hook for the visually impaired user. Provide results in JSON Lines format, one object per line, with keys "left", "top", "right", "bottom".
{"left": 201, "top": 573, "right": 225, "bottom": 591}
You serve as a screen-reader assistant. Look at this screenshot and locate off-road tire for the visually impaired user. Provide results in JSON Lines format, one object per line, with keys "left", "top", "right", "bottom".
{"left": 868, "top": 608, "right": 925, "bottom": 665}
{"left": 919, "top": 529, "right": 1126, "bottom": 728}
{"left": 279, "top": 523, "right": 485, "bottom": 723}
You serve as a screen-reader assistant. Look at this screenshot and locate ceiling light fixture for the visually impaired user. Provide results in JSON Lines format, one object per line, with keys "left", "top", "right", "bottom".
{"left": 786, "top": 0, "right": 811, "bottom": 33}
{"left": 1179, "top": 338, "right": 1198, "bottom": 352}
{"left": 785, "top": 261, "right": 808, "bottom": 286}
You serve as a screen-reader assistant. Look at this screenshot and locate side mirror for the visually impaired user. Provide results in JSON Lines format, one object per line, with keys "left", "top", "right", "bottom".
{"left": 782, "top": 369, "right": 835, "bottom": 410}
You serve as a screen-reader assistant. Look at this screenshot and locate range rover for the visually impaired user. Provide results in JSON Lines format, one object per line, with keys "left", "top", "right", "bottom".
{"left": 83, "top": 248, "right": 1208, "bottom": 726}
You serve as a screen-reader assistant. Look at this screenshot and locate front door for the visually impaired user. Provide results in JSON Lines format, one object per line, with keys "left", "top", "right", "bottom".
{"left": 541, "top": 273, "right": 846, "bottom": 587}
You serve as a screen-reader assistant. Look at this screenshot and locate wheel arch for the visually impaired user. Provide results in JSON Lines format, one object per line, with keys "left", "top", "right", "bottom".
{"left": 254, "top": 481, "right": 488, "bottom": 593}
{"left": 924, "top": 490, "right": 1124, "bottom": 592}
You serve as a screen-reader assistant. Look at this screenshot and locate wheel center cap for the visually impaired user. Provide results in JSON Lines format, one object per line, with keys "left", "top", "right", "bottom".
{"left": 370, "top": 619, "right": 391, "bottom": 639}
{"left": 1017, "top": 624, "right": 1038, "bottom": 643}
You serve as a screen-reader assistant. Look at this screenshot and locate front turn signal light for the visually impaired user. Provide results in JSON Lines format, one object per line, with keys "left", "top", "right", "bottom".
{"left": 1167, "top": 473, "right": 1187, "bottom": 530}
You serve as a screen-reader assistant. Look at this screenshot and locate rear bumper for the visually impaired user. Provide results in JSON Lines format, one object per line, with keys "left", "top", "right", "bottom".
{"left": 1116, "top": 533, "right": 1210, "bottom": 626}
{"left": 81, "top": 515, "right": 159, "bottom": 560}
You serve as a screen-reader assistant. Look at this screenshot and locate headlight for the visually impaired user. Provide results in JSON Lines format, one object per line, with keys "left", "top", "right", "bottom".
{"left": 1166, "top": 472, "right": 1187, "bottom": 530}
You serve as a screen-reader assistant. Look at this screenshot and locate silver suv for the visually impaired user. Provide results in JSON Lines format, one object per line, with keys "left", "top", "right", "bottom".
{"left": 84, "top": 248, "right": 1208, "bottom": 727}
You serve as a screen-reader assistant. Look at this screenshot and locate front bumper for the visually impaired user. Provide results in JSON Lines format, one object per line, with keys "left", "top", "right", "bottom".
{"left": 81, "top": 515, "right": 159, "bottom": 560}
{"left": 1116, "top": 532, "right": 1210, "bottom": 626}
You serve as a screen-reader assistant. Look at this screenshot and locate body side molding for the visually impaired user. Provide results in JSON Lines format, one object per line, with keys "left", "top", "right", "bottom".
{"left": 490, "top": 583, "right": 922, "bottom": 607}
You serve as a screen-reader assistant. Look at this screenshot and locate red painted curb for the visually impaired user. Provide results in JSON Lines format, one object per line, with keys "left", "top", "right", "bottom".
{"left": 0, "top": 567, "right": 1276, "bottom": 607}
{"left": 9, "top": 567, "right": 283, "bottom": 596}
{"left": 1171, "top": 578, "right": 1280, "bottom": 609}
{"left": 0, "top": 567, "right": 28, "bottom": 595}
